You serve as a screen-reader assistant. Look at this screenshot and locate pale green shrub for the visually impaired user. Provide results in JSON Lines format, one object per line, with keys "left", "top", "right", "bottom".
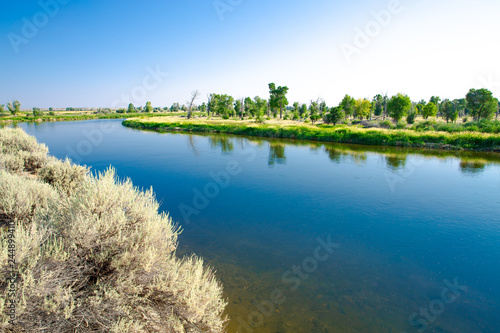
{"left": 0, "top": 170, "right": 58, "bottom": 223}
{"left": 0, "top": 128, "right": 48, "bottom": 156}
{"left": 38, "top": 156, "right": 88, "bottom": 196}
{"left": 0, "top": 153, "right": 24, "bottom": 174}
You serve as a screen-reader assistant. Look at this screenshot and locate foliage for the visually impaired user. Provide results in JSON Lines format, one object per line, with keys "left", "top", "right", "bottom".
{"left": 441, "top": 99, "right": 458, "bottom": 123}
{"left": 354, "top": 98, "right": 372, "bottom": 119}
{"left": 340, "top": 95, "right": 355, "bottom": 118}
{"left": 145, "top": 101, "right": 153, "bottom": 113}
{"left": 466, "top": 88, "right": 497, "bottom": 121}
{"left": 124, "top": 118, "right": 500, "bottom": 151}
{"left": 387, "top": 93, "right": 412, "bottom": 122}
{"left": 422, "top": 102, "right": 438, "bottom": 119}
{"left": 324, "top": 107, "right": 345, "bottom": 125}
{"left": 268, "top": 83, "right": 289, "bottom": 119}
{"left": 406, "top": 111, "right": 417, "bottom": 124}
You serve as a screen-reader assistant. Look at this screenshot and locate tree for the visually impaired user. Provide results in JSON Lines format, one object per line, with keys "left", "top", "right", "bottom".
{"left": 199, "top": 102, "right": 207, "bottom": 115}
{"left": 372, "top": 94, "right": 384, "bottom": 116}
{"left": 244, "top": 97, "right": 254, "bottom": 117}
{"left": 340, "top": 95, "right": 355, "bottom": 119}
{"left": 252, "top": 96, "right": 267, "bottom": 122}
{"left": 415, "top": 100, "right": 426, "bottom": 116}
{"left": 7, "top": 100, "right": 21, "bottom": 115}
{"left": 387, "top": 93, "right": 412, "bottom": 122}
{"left": 0, "top": 104, "right": 5, "bottom": 114}
{"left": 187, "top": 90, "right": 200, "bottom": 119}
{"left": 422, "top": 102, "right": 438, "bottom": 119}
{"left": 268, "top": 83, "right": 289, "bottom": 119}
{"left": 466, "top": 88, "right": 496, "bottom": 121}
{"left": 32, "top": 107, "right": 43, "bottom": 117}
{"left": 324, "top": 106, "right": 345, "bottom": 125}
{"left": 234, "top": 99, "right": 242, "bottom": 119}
{"left": 145, "top": 101, "right": 153, "bottom": 113}
{"left": 49, "top": 107, "right": 54, "bottom": 112}
{"left": 299, "top": 103, "right": 307, "bottom": 119}
{"left": 354, "top": 98, "right": 372, "bottom": 119}
{"left": 308, "top": 100, "right": 320, "bottom": 123}
{"left": 170, "top": 103, "right": 180, "bottom": 112}
{"left": 441, "top": 99, "right": 458, "bottom": 123}
{"left": 128, "top": 103, "right": 135, "bottom": 113}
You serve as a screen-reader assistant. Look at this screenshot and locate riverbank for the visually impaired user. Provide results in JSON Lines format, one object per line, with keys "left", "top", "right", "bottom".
{"left": 122, "top": 117, "right": 500, "bottom": 152}
{"left": 0, "top": 112, "right": 184, "bottom": 124}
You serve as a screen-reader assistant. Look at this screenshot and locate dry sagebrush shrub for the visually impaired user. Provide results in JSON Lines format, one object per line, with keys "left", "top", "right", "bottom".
{"left": 0, "top": 128, "right": 228, "bottom": 332}
{"left": 0, "top": 170, "right": 58, "bottom": 224}
{"left": 38, "top": 156, "right": 88, "bottom": 196}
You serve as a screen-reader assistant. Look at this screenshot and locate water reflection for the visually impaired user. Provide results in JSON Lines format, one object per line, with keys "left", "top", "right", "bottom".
{"left": 268, "top": 143, "right": 286, "bottom": 167}
{"left": 209, "top": 135, "right": 234, "bottom": 153}
{"left": 385, "top": 154, "right": 408, "bottom": 171}
{"left": 459, "top": 159, "right": 487, "bottom": 175}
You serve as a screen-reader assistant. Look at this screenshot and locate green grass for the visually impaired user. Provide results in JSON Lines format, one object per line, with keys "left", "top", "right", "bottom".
{"left": 123, "top": 118, "right": 500, "bottom": 151}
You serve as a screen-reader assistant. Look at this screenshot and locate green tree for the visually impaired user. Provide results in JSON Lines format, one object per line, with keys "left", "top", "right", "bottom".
{"left": 415, "top": 100, "right": 426, "bottom": 115}
{"left": 268, "top": 83, "right": 289, "bottom": 119}
{"left": 7, "top": 100, "right": 21, "bottom": 115}
{"left": 309, "top": 100, "right": 320, "bottom": 123}
{"left": 354, "top": 98, "right": 372, "bottom": 119}
{"left": 299, "top": 103, "right": 307, "bottom": 119}
{"left": 127, "top": 103, "right": 135, "bottom": 113}
{"left": 466, "top": 88, "right": 496, "bottom": 121}
{"left": 199, "top": 102, "right": 207, "bottom": 114}
{"left": 324, "top": 106, "right": 345, "bottom": 125}
{"left": 441, "top": 99, "right": 458, "bottom": 123}
{"left": 234, "top": 99, "right": 242, "bottom": 118}
{"left": 49, "top": 107, "right": 54, "bottom": 112}
{"left": 145, "top": 101, "right": 153, "bottom": 113}
{"left": 340, "top": 95, "right": 355, "bottom": 119}
{"left": 170, "top": 103, "right": 180, "bottom": 112}
{"left": 32, "top": 107, "right": 43, "bottom": 117}
{"left": 253, "top": 96, "right": 267, "bottom": 122}
{"left": 387, "top": 93, "right": 412, "bottom": 122}
{"left": 372, "top": 94, "right": 384, "bottom": 116}
{"left": 422, "top": 102, "right": 438, "bottom": 119}
{"left": 244, "top": 97, "right": 254, "bottom": 117}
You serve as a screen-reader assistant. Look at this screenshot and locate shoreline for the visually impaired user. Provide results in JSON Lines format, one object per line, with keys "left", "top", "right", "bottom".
{"left": 122, "top": 117, "right": 500, "bottom": 153}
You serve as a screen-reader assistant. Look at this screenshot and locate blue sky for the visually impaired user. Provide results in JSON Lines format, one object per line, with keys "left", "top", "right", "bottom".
{"left": 1, "top": 0, "right": 499, "bottom": 109}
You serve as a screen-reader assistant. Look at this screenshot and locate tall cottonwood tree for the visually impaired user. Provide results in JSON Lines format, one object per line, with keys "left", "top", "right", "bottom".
{"left": 268, "top": 83, "right": 289, "bottom": 119}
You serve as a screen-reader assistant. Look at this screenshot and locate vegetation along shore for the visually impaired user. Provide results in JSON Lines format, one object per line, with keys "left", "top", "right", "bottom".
{"left": 123, "top": 117, "right": 500, "bottom": 152}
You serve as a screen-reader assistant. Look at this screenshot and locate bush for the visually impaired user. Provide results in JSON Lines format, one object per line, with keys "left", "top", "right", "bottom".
{"left": 0, "top": 128, "right": 228, "bottom": 332}
{"left": 48, "top": 111, "right": 56, "bottom": 116}
{"left": 396, "top": 121, "right": 407, "bottom": 129}
{"left": 406, "top": 112, "right": 416, "bottom": 124}
{"left": 379, "top": 119, "right": 394, "bottom": 129}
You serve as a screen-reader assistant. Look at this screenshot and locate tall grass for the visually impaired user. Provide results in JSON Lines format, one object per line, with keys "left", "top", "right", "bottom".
{"left": 0, "top": 128, "right": 227, "bottom": 332}
{"left": 123, "top": 119, "right": 500, "bottom": 151}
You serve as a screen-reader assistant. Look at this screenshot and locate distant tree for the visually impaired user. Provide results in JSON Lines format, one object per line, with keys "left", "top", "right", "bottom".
{"left": 422, "top": 102, "right": 438, "bottom": 119}
{"left": 145, "top": 102, "right": 153, "bottom": 113}
{"left": 387, "top": 93, "right": 412, "bottom": 122}
{"left": 308, "top": 100, "right": 320, "bottom": 123}
{"left": 430, "top": 96, "right": 441, "bottom": 118}
{"left": 268, "top": 83, "right": 289, "bottom": 119}
{"left": 128, "top": 103, "right": 135, "bottom": 113}
{"left": 324, "top": 106, "right": 345, "bottom": 125}
{"left": 234, "top": 99, "right": 242, "bottom": 119}
{"left": 186, "top": 90, "right": 200, "bottom": 119}
{"left": 319, "top": 99, "right": 328, "bottom": 116}
{"left": 32, "top": 107, "right": 43, "bottom": 117}
{"left": 199, "top": 102, "right": 207, "bottom": 115}
{"left": 466, "top": 88, "right": 496, "bottom": 121}
{"left": 299, "top": 103, "right": 307, "bottom": 118}
{"left": 441, "top": 99, "right": 458, "bottom": 123}
{"left": 415, "top": 100, "right": 426, "bottom": 115}
{"left": 7, "top": 100, "right": 21, "bottom": 115}
{"left": 340, "top": 94, "right": 355, "bottom": 119}
{"left": 0, "top": 104, "right": 5, "bottom": 114}
{"left": 253, "top": 96, "right": 267, "bottom": 122}
{"left": 242, "top": 97, "right": 253, "bottom": 117}
{"left": 354, "top": 98, "right": 372, "bottom": 119}
{"left": 49, "top": 107, "right": 54, "bottom": 112}
{"left": 372, "top": 94, "right": 384, "bottom": 116}
{"left": 291, "top": 102, "right": 300, "bottom": 120}
{"left": 170, "top": 103, "right": 180, "bottom": 112}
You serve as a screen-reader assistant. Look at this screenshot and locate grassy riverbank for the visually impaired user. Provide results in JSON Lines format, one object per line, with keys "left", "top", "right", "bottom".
{"left": 122, "top": 117, "right": 500, "bottom": 151}
{"left": 0, "top": 111, "right": 190, "bottom": 124}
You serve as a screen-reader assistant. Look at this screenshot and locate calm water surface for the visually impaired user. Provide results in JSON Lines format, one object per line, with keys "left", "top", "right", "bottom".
{"left": 7, "top": 119, "right": 500, "bottom": 332}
